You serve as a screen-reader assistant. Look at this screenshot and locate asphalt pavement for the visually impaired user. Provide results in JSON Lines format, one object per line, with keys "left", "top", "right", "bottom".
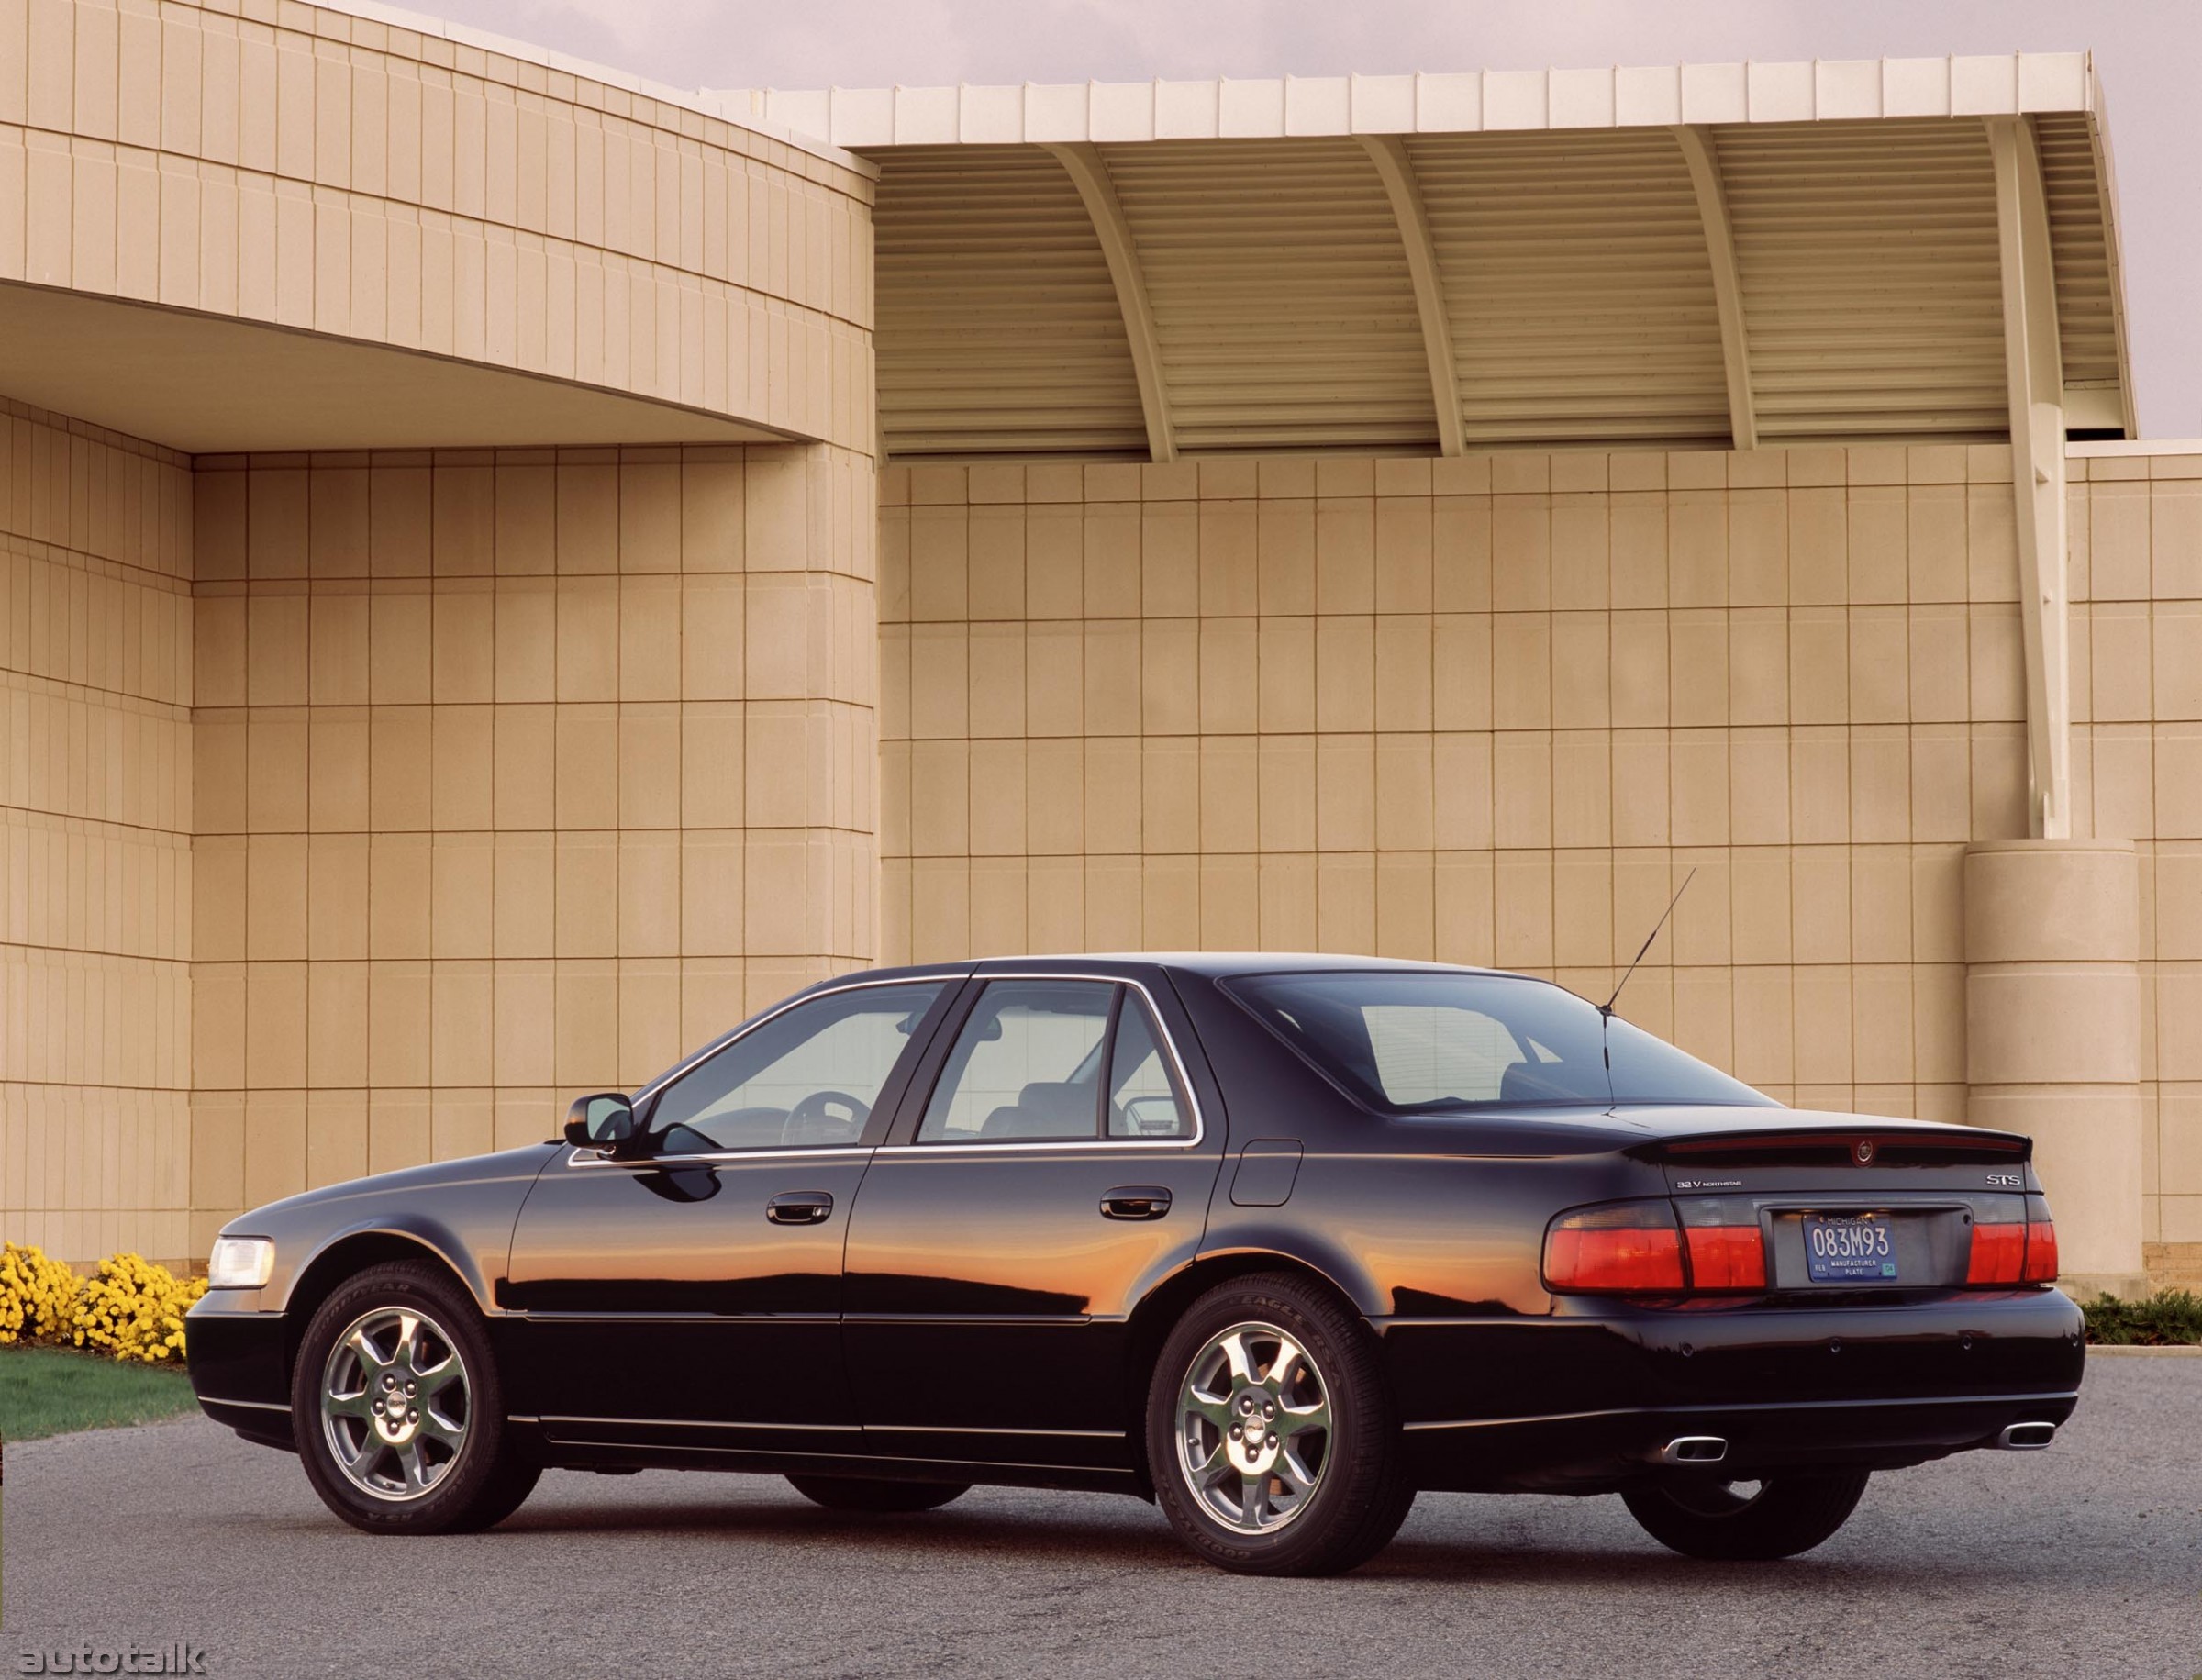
{"left": 6, "top": 1352, "right": 2198, "bottom": 1679}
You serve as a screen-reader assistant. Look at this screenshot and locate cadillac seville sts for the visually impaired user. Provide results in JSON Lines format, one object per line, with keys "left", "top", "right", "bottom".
{"left": 186, "top": 956, "right": 2083, "bottom": 1576}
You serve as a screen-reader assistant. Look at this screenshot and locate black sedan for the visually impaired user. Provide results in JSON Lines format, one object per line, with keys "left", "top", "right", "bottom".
{"left": 187, "top": 956, "right": 2082, "bottom": 1576}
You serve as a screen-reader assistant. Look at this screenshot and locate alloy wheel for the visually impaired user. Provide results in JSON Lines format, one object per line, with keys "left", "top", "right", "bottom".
{"left": 319, "top": 1306, "right": 471, "bottom": 1501}
{"left": 1175, "top": 1320, "right": 1332, "bottom": 1534}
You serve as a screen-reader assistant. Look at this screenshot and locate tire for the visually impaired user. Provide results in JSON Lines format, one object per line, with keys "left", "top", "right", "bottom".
{"left": 785, "top": 1475, "right": 970, "bottom": 1513}
{"left": 1621, "top": 1470, "right": 1871, "bottom": 1561}
{"left": 292, "top": 1261, "right": 540, "bottom": 1534}
{"left": 1146, "top": 1273, "right": 1413, "bottom": 1576}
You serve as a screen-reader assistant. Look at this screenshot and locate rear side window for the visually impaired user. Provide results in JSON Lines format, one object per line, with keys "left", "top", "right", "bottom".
{"left": 919, "top": 980, "right": 1114, "bottom": 1142}
{"left": 1226, "top": 971, "right": 1772, "bottom": 1113}
{"left": 918, "top": 980, "right": 1196, "bottom": 1143}
{"left": 1108, "top": 995, "right": 1193, "bottom": 1139}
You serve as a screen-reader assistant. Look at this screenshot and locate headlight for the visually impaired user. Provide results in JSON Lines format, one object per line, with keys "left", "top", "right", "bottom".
{"left": 208, "top": 1236, "right": 275, "bottom": 1289}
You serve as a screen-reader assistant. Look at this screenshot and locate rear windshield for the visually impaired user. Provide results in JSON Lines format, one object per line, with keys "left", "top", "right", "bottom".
{"left": 1225, "top": 971, "right": 1774, "bottom": 1113}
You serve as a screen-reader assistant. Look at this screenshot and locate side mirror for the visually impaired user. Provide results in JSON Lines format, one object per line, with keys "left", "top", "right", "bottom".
{"left": 564, "top": 1093, "right": 637, "bottom": 1153}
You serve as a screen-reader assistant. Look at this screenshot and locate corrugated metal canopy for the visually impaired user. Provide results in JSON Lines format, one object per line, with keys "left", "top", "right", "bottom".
{"left": 1410, "top": 128, "right": 1729, "bottom": 446}
{"left": 1719, "top": 118, "right": 2008, "bottom": 440}
{"left": 726, "top": 54, "right": 2134, "bottom": 461}
{"left": 873, "top": 147, "right": 1148, "bottom": 454}
{"left": 1106, "top": 139, "right": 1430, "bottom": 451}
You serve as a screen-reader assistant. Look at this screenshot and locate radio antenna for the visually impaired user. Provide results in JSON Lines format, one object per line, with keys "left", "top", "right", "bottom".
{"left": 1602, "top": 868, "right": 1696, "bottom": 1018}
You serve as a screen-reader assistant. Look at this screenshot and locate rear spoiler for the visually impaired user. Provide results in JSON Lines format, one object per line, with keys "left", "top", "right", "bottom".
{"left": 1628, "top": 1128, "right": 2031, "bottom": 1167}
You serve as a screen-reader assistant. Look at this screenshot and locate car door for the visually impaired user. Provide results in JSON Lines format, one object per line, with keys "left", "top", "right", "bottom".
{"left": 502, "top": 976, "right": 959, "bottom": 1457}
{"left": 841, "top": 968, "right": 1226, "bottom": 1472}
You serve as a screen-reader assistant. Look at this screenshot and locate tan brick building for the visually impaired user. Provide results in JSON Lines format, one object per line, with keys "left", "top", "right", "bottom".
{"left": 0, "top": 3, "right": 2186, "bottom": 1297}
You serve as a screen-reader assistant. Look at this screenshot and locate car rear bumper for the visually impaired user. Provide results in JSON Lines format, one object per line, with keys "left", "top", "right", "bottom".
{"left": 1399, "top": 1388, "right": 2079, "bottom": 1492}
{"left": 1379, "top": 1285, "right": 2085, "bottom": 1492}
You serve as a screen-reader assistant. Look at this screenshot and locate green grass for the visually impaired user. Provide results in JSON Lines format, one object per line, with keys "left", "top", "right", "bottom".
{"left": 2082, "top": 1288, "right": 2202, "bottom": 1346}
{"left": 0, "top": 1345, "right": 201, "bottom": 1441}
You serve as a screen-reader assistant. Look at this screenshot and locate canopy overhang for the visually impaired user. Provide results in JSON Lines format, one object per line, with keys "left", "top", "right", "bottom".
{"left": 0, "top": 282, "right": 790, "bottom": 455}
{"left": 720, "top": 52, "right": 2132, "bottom": 462}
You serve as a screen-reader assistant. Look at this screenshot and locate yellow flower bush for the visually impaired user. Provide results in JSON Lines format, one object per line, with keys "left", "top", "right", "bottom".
{"left": 72, "top": 1252, "right": 208, "bottom": 1363}
{"left": 0, "top": 1241, "right": 80, "bottom": 1345}
{"left": 0, "top": 1246, "right": 210, "bottom": 1361}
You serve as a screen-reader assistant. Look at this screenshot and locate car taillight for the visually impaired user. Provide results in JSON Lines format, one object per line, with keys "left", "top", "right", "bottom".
{"left": 1685, "top": 1224, "right": 1768, "bottom": 1290}
{"left": 1543, "top": 1202, "right": 1685, "bottom": 1294}
{"left": 1966, "top": 1222, "right": 2027, "bottom": 1284}
{"left": 1968, "top": 1195, "right": 2060, "bottom": 1286}
{"left": 2022, "top": 1218, "right": 2059, "bottom": 1283}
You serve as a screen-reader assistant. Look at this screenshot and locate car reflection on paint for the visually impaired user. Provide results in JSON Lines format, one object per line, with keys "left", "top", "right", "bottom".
{"left": 187, "top": 955, "right": 2082, "bottom": 1575}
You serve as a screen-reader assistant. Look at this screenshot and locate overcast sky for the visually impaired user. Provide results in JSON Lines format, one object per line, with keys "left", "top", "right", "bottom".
{"left": 418, "top": 0, "right": 2202, "bottom": 439}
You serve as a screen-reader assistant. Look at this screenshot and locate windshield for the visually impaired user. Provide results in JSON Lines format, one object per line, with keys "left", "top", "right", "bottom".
{"left": 1225, "top": 971, "right": 1774, "bottom": 1113}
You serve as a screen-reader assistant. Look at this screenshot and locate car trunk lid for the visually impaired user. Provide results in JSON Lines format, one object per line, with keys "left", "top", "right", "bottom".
{"left": 1625, "top": 1108, "right": 2036, "bottom": 1294}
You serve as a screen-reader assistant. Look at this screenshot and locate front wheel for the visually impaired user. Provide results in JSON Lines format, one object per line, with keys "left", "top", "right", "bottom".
{"left": 1621, "top": 1470, "right": 1871, "bottom": 1560}
{"left": 292, "top": 1262, "right": 539, "bottom": 1534}
{"left": 1146, "top": 1274, "right": 1414, "bottom": 1576}
{"left": 785, "top": 1475, "right": 969, "bottom": 1513}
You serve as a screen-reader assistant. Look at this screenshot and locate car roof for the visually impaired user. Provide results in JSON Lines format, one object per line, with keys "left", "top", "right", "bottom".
{"left": 845, "top": 952, "right": 1522, "bottom": 983}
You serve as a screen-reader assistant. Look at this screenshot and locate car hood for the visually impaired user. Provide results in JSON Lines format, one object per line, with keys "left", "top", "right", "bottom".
{"left": 231, "top": 1144, "right": 562, "bottom": 1229}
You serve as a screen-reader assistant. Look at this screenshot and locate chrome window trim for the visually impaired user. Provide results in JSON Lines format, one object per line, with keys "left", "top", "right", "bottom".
{"left": 890, "top": 971, "right": 1206, "bottom": 1152}
{"left": 562, "top": 967, "right": 1206, "bottom": 1166}
{"left": 565, "top": 1144, "right": 877, "bottom": 1171}
{"left": 564, "top": 974, "right": 957, "bottom": 1170}
{"left": 632, "top": 974, "right": 959, "bottom": 1106}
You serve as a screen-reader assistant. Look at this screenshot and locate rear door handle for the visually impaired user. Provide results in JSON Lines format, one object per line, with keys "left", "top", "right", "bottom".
{"left": 1101, "top": 1185, "right": 1172, "bottom": 1221}
{"left": 766, "top": 1191, "right": 834, "bottom": 1226}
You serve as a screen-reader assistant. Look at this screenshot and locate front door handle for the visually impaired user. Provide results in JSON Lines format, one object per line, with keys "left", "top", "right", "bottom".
{"left": 766, "top": 1191, "right": 834, "bottom": 1226}
{"left": 1100, "top": 1185, "right": 1172, "bottom": 1221}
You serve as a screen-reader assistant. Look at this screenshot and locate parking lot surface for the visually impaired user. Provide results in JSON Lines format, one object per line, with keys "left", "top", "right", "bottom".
{"left": 6, "top": 1353, "right": 2197, "bottom": 1679}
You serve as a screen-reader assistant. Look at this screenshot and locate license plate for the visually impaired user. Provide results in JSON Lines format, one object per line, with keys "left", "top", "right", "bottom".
{"left": 1803, "top": 1215, "right": 1898, "bottom": 1283}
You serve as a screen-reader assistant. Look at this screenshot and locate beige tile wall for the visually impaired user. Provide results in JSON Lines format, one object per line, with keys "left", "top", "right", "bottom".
{"left": 188, "top": 440, "right": 877, "bottom": 1259}
{"left": 0, "top": 0, "right": 875, "bottom": 450}
{"left": 0, "top": 397, "right": 195, "bottom": 1263}
{"left": 880, "top": 446, "right": 2040, "bottom": 1131}
{"left": 2069, "top": 451, "right": 2202, "bottom": 1276}
{"left": 0, "top": 0, "right": 884, "bottom": 1265}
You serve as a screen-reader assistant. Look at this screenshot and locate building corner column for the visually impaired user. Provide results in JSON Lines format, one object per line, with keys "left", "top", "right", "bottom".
{"left": 1963, "top": 840, "right": 2145, "bottom": 1299}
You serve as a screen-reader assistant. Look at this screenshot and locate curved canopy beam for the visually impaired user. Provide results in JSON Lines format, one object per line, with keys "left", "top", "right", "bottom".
{"left": 1042, "top": 142, "right": 1175, "bottom": 463}
{"left": 1356, "top": 135, "right": 1464, "bottom": 458}
{"left": 1673, "top": 125, "right": 1757, "bottom": 452}
{"left": 1986, "top": 114, "right": 2071, "bottom": 840}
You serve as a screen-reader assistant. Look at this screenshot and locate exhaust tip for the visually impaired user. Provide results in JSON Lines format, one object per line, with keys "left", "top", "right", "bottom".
{"left": 1996, "top": 1420, "right": 2057, "bottom": 1451}
{"left": 1659, "top": 1435, "right": 1729, "bottom": 1465}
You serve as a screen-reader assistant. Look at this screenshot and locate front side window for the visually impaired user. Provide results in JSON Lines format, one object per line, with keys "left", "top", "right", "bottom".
{"left": 646, "top": 982, "right": 946, "bottom": 1154}
{"left": 1226, "top": 971, "right": 1774, "bottom": 1114}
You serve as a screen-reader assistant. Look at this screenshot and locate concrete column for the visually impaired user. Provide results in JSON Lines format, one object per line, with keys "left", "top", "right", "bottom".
{"left": 1963, "top": 840, "right": 2144, "bottom": 1298}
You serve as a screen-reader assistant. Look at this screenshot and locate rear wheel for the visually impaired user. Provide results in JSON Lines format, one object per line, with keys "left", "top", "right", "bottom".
{"left": 1621, "top": 1471, "right": 1871, "bottom": 1560}
{"left": 785, "top": 1475, "right": 969, "bottom": 1513}
{"left": 293, "top": 1261, "right": 539, "bottom": 1534}
{"left": 1147, "top": 1274, "right": 1413, "bottom": 1576}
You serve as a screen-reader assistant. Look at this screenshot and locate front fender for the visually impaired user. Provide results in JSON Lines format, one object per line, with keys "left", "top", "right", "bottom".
{"left": 207, "top": 1146, "right": 558, "bottom": 1317}
{"left": 282, "top": 1214, "right": 501, "bottom": 1316}
{"left": 187, "top": 1211, "right": 517, "bottom": 1424}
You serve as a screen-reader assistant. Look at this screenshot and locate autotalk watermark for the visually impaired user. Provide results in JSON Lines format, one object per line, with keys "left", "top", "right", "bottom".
{"left": 14, "top": 1647, "right": 208, "bottom": 1675}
